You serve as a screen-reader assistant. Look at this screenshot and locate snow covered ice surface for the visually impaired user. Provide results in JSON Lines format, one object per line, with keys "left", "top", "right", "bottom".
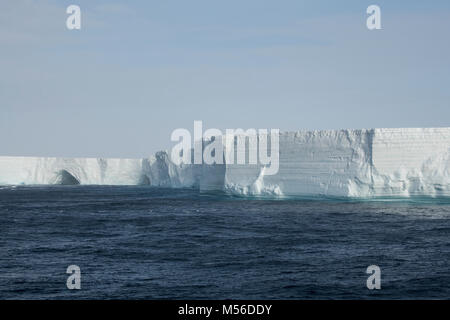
{"left": 0, "top": 128, "right": 449, "bottom": 198}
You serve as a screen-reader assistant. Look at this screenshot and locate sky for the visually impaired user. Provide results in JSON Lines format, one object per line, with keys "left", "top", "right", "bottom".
{"left": 1, "top": 0, "right": 450, "bottom": 158}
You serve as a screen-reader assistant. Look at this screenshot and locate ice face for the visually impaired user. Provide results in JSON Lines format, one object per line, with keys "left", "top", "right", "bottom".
{"left": 0, "top": 153, "right": 199, "bottom": 188}
{"left": 0, "top": 128, "right": 449, "bottom": 198}
{"left": 219, "top": 128, "right": 450, "bottom": 197}
{"left": 220, "top": 129, "right": 373, "bottom": 197}
{"left": 369, "top": 128, "right": 450, "bottom": 197}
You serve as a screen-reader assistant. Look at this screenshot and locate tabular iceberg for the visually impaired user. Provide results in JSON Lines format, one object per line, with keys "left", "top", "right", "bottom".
{"left": 0, "top": 128, "right": 449, "bottom": 198}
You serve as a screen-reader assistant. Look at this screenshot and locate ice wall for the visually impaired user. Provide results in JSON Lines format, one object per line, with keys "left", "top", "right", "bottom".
{"left": 219, "top": 128, "right": 450, "bottom": 197}
{"left": 221, "top": 129, "right": 373, "bottom": 196}
{"left": 0, "top": 151, "right": 199, "bottom": 188}
{"left": 0, "top": 128, "right": 449, "bottom": 198}
{"left": 369, "top": 128, "right": 450, "bottom": 197}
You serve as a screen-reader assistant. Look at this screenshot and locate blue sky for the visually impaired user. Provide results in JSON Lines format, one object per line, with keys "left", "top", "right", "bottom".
{"left": 1, "top": 0, "right": 450, "bottom": 157}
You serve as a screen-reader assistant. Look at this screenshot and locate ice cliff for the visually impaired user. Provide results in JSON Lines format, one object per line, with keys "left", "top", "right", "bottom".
{"left": 0, "top": 151, "right": 200, "bottom": 188}
{"left": 220, "top": 128, "right": 450, "bottom": 197}
{"left": 0, "top": 128, "right": 449, "bottom": 198}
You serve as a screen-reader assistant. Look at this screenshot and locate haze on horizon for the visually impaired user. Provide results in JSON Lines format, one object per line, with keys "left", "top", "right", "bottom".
{"left": 1, "top": 0, "right": 450, "bottom": 158}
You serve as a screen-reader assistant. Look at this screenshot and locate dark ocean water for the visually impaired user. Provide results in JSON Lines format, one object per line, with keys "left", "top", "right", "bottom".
{"left": 0, "top": 185, "right": 449, "bottom": 299}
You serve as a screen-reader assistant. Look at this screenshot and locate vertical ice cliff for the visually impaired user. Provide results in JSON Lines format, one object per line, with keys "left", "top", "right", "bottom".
{"left": 220, "top": 129, "right": 374, "bottom": 197}
{"left": 216, "top": 128, "right": 450, "bottom": 197}
{"left": 0, "top": 152, "right": 199, "bottom": 188}
{"left": 0, "top": 128, "right": 449, "bottom": 198}
{"left": 369, "top": 128, "right": 450, "bottom": 197}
